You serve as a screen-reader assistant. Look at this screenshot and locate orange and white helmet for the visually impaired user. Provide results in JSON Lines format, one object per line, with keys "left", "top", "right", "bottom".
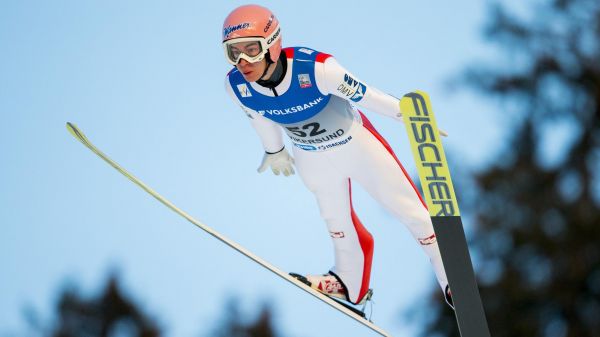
{"left": 222, "top": 5, "right": 282, "bottom": 65}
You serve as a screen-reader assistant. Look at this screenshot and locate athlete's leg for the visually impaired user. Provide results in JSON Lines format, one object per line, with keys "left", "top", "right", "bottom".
{"left": 292, "top": 146, "right": 374, "bottom": 303}
{"left": 329, "top": 117, "right": 448, "bottom": 291}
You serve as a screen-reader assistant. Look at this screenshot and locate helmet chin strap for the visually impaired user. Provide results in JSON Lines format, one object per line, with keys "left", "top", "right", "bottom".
{"left": 256, "top": 52, "right": 286, "bottom": 89}
{"left": 259, "top": 51, "right": 275, "bottom": 79}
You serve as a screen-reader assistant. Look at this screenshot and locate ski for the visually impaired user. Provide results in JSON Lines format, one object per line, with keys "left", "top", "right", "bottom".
{"left": 65, "top": 122, "right": 392, "bottom": 337}
{"left": 399, "top": 92, "right": 491, "bottom": 337}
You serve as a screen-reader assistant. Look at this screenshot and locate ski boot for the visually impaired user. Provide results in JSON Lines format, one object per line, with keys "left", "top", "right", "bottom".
{"left": 290, "top": 272, "right": 373, "bottom": 318}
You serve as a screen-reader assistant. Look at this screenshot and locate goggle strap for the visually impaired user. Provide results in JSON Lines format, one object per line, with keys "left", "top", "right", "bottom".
{"left": 264, "top": 26, "right": 281, "bottom": 48}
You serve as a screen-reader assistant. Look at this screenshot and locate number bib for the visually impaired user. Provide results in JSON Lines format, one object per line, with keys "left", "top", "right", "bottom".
{"left": 282, "top": 96, "right": 358, "bottom": 151}
{"left": 228, "top": 47, "right": 359, "bottom": 151}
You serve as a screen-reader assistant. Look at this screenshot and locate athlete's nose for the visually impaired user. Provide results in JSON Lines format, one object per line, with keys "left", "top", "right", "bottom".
{"left": 238, "top": 59, "right": 249, "bottom": 66}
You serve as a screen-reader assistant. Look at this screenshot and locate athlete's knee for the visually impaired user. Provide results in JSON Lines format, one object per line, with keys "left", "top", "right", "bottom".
{"left": 384, "top": 195, "right": 428, "bottom": 220}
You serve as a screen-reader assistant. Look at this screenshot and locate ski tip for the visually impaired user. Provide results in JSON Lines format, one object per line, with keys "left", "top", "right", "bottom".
{"left": 66, "top": 122, "right": 77, "bottom": 135}
{"left": 66, "top": 122, "right": 91, "bottom": 145}
{"left": 66, "top": 122, "right": 86, "bottom": 140}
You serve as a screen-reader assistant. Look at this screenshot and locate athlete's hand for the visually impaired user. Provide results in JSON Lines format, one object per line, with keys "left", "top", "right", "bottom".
{"left": 257, "top": 147, "right": 295, "bottom": 176}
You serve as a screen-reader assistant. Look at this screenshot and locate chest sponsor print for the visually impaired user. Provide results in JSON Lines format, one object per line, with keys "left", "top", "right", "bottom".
{"left": 257, "top": 96, "right": 324, "bottom": 117}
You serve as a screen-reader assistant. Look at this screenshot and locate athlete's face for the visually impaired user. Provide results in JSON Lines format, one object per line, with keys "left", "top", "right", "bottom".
{"left": 236, "top": 58, "right": 267, "bottom": 82}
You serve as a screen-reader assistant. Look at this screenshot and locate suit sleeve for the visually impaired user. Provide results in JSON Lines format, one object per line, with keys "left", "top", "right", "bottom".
{"left": 315, "top": 57, "right": 402, "bottom": 121}
{"left": 224, "top": 77, "right": 285, "bottom": 153}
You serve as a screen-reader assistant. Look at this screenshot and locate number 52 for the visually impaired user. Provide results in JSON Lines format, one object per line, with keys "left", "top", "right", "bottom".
{"left": 286, "top": 122, "right": 326, "bottom": 138}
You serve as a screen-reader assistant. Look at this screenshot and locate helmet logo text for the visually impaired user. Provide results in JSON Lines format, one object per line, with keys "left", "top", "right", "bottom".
{"left": 264, "top": 15, "right": 274, "bottom": 33}
{"left": 223, "top": 22, "right": 251, "bottom": 39}
{"left": 267, "top": 27, "right": 280, "bottom": 44}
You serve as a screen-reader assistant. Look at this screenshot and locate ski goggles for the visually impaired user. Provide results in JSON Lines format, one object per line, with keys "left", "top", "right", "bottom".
{"left": 222, "top": 27, "right": 281, "bottom": 65}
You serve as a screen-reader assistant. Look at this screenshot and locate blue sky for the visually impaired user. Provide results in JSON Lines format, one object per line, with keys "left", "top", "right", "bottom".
{"left": 1, "top": 1, "right": 504, "bottom": 336}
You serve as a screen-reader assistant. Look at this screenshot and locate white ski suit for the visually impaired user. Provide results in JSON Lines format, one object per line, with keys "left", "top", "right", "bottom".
{"left": 225, "top": 46, "right": 448, "bottom": 304}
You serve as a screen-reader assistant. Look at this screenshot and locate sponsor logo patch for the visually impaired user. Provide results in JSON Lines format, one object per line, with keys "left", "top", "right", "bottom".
{"left": 330, "top": 231, "right": 345, "bottom": 239}
{"left": 298, "top": 48, "right": 315, "bottom": 55}
{"left": 318, "top": 279, "right": 345, "bottom": 294}
{"left": 337, "top": 73, "right": 367, "bottom": 101}
{"left": 350, "top": 83, "right": 366, "bottom": 102}
{"left": 337, "top": 83, "right": 355, "bottom": 97}
{"left": 236, "top": 84, "right": 252, "bottom": 98}
{"left": 418, "top": 233, "right": 437, "bottom": 245}
{"left": 298, "top": 73, "right": 312, "bottom": 88}
{"left": 294, "top": 143, "right": 317, "bottom": 151}
{"left": 344, "top": 73, "right": 359, "bottom": 87}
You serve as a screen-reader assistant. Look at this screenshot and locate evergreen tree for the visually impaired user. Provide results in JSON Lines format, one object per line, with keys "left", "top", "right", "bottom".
{"left": 418, "top": 1, "right": 600, "bottom": 336}
{"left": 50, "top": 276, "right": 161, "bottom": 337}
{"left": 19, "top": 275, "right": 281, "bottom": 337}
{"left": 207, "top": 297, "right": 280, "bottom": 337}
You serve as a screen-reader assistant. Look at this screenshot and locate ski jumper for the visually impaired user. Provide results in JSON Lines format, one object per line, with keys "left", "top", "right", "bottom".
{"left": 225, "top": 47, "right": 448, "bottom": 304}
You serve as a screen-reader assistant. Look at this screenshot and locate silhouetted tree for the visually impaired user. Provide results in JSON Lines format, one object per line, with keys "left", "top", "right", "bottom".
{"left": 50, "top": 275, "right": 161, "bottom": 337}
{"left": 207, "top": 297, "right": 280, "bottom": 337}
{"left": 416, "top": 0, "right": 600, "bottom": 336}
{"left": 16, "top": 274, "right": 282, "bottom": 337}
